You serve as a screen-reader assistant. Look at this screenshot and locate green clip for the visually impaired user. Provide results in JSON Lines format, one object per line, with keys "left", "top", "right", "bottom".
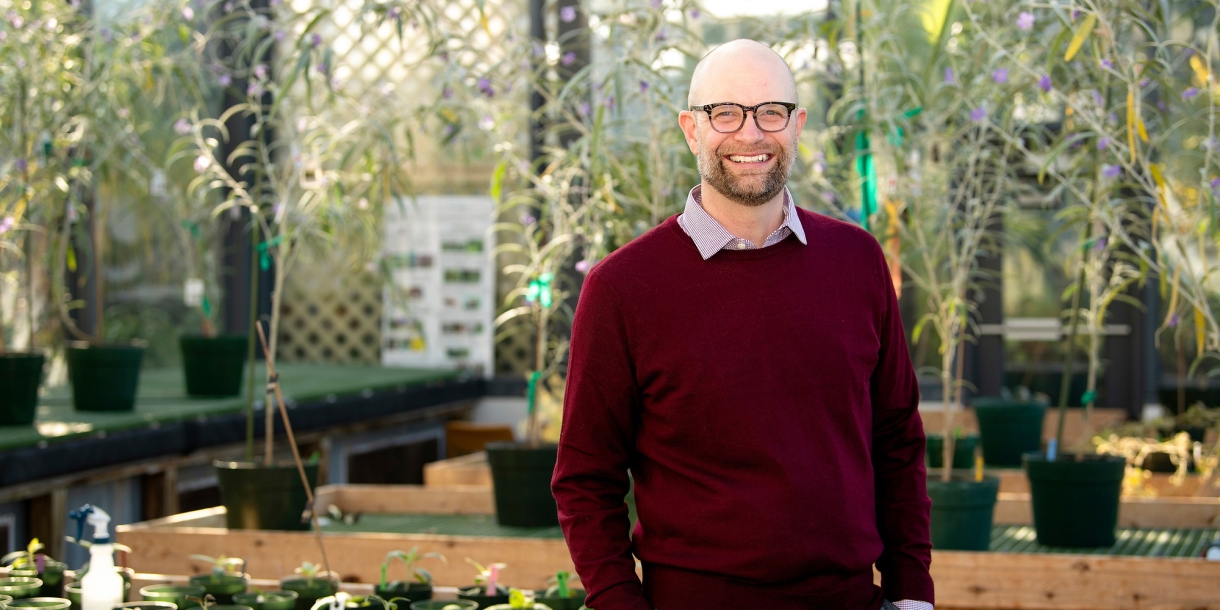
{"left": 526, "top": 371, "right": 542, "bottom": 416}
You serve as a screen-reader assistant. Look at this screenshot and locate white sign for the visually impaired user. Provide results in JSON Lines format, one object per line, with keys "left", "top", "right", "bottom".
{"left": 381, "top": 195, "right": 495, "bottom": 376}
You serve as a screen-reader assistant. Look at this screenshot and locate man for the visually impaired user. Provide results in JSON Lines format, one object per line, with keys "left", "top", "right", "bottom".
{"left": 552, "top": 39, "right": 933, "bottom": 610}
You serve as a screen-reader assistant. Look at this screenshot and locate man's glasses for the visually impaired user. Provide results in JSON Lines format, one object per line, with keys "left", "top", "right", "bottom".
{"left": 689, "top": 102, "right": 797, "bottom": 133}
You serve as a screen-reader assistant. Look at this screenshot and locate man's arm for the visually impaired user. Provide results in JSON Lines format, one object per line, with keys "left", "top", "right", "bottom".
{"left": 869, "top": 243, "right": 935, "bottom": 606}
{"left": 552, "top": 270, "right": 652, "bottom": 610}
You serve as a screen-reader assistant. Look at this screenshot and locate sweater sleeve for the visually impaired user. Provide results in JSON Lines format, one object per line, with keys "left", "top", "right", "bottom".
{"left": 868, "top": 243, "right": 935, "bottom": 605}
{"left": 551, "top": 270, "right": 651, "bottom": 610}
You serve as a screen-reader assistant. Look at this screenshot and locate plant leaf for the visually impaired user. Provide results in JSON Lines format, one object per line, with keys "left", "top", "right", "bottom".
{"left": 1064, "top": 14, "right": 1097, "bottom": 62}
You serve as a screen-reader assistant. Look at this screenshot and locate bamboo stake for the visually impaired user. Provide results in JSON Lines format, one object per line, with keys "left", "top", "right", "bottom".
{"left": 255, "top": 321, "right": 334, "bottom": 595}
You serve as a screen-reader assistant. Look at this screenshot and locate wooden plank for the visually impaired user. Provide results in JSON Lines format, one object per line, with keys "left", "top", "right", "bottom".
{"left": 919, "top": 408, "right": 1127, "bottom": 447}
{"left": 424, "top": 452, "right": 492, "bottom": 488}
{"left": 315, "top": 485, "right": 494, "bottom": 515}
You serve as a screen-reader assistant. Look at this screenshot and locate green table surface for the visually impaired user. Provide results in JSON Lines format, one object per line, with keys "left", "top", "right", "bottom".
{"left": 323, "top": 516, "right": 1219, "bottom": 558}
{"left": 0, "top": 364, "right": 458, "bottom": 451}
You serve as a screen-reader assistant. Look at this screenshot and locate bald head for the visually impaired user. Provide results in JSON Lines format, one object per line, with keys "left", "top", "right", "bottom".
{"left": 688, "top": 39, "right": 797, "bottom": 108}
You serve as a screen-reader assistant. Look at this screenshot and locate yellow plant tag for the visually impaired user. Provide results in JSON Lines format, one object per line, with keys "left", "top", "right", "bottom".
{"left": 974, "top": 453, "right": 984, "bottom": 483}
{"left": 1065, "top": 14, "right": 1098, "bottom": 62}
{"left": 1196, "top": 306, "right": 1207, "bottom": 357}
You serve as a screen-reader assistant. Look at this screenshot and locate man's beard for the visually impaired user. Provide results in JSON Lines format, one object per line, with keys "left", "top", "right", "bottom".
{"left": 696, "top": 134, "right": 797, "bottom": 207}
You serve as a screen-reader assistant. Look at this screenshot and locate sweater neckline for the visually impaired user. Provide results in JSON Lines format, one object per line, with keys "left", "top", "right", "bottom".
{"left": 664, "top": 213, "right": 807, "bottom": 260}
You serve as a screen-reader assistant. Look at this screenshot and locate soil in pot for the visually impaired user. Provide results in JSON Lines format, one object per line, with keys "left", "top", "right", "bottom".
{"left": 215, "top": 461, "right": 319, "bottom": 531}
{"left": 972, "top": 398, "right": 1046, "bottom": 467}
{"left": 179, "top": 335, "right": 248, "bottom": 397}
{"left": 8, "top": 598, "right": 70, "bottom": 610}
{"left": 408, "top": 602, "right": 478, "bottom": 610}
{"left": 140, "top": 584, "right": 205, "bottom": 609}
{"left": 188, "top": 574, "right": 247, "bottom": 605}
{"left": 233, "top": 591, "right": 298, "bottom": 610}
{"left": 0, "top": 578, "right": 44, "bottom": 600}
{"left": 926, "top": 474, "right": 1000, "bottom": 551}
{"left": 278, "top": 579, "right": 338, "bottom": 610}
{"left": 485, "top": 442, "right": 559, "bottom": 527}
{"left": 372, "top": 584, "right": 431, "bottom": 603}
{"left": 533, "top": 590, "right": 586, "bottom": 610}
{"left": 925, "top": 434, "right": 979, "bottom": 469}
{"left": 66, "top": 343, "right": 145, "bottom": 412}
{"left": 0, "top": 353, "right": 44, "bottom": 425}
{"left": 1024, "top": 452, "right": 1125, "bottom": 547}
{"left": 456, "top": 586, "right": 509, "bottom": 610}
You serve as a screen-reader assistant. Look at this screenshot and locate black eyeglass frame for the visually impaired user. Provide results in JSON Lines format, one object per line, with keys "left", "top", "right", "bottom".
{"left": 689, "top": 101, "right": 798, "bottom": 133}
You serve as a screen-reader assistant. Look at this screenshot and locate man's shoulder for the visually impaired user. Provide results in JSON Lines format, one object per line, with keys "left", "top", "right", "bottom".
{"left": 587, "top": 215, "right": 686, "bottom": 281}
{"left": 794, "top": 207, "right": 884, "bottom": 259}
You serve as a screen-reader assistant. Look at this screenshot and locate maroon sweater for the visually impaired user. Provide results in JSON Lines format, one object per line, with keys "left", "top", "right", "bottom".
{"left": 551, "top": 210, "right": 932, "bottom": 610}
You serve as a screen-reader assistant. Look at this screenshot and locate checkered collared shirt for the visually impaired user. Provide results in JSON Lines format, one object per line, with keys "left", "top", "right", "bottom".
{"left": 676, "top": 185, "right": 807, "bottom": 258}
{"left": 675, "top": 184, "right": 935, "bottom": 610}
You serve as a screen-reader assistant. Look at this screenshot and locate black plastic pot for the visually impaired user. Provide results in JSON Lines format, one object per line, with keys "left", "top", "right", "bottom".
{"left": 926, "top": 474, "right": 1000, "bottom": 551}
{"left": 925, "top": 434, "right": 979, "bottom": 469}
{"left": 233, "top": 591, "right": 298, "bottom": 610}
{"left": 0, "top": 353, "right": 44, "bottom": 425}
{"left": 533, "top": 590, "right": 586, "bottom": 610}
{"left": 456, "top": 586, "right": 509, "bottom": 610}
{"left": 66, "top": 343, "right": 145, "bottom": 412}
{"left": 372, "top": 583, "right": 431, "bottom": 603}
{"left": 215, "top": 461, "right": 319, "bottom": 531}
{"left": 1024, "top": 452, "right": 1125, "bottom": 547}
{"left": 485, "top": 442, "right": 559, "bottom": 527}
{"left": 278, "top": 579, "right": 338, "bottom": 610}
{"left": 188, "top": 574, "right": 247, "bottom": 605}
{"left": 973, "top": 398, "right": 1046, "bottom": 467}
{"left": 180, "top": 335, "right": 248, "bottom": 397}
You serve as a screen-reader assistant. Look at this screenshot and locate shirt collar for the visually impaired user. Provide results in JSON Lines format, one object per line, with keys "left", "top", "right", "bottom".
{"left": 679, "top": 184, "right": 808, "bottom": 260}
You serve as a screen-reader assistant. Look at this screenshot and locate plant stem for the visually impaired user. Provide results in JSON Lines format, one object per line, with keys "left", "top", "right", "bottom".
{"left": 245, "top": 219, "right": 260, "bottom": 463}
{"left": 1055, "top": 222, "right": 1092, "bottom": 456}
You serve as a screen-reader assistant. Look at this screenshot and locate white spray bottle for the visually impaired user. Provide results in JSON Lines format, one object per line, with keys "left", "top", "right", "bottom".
{"left": 69, "top": 505, "right": 124, "bottom": 610}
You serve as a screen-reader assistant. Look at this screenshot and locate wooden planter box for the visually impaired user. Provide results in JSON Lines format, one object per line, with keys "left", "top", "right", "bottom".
{"left": 117, "top": 484, "right": 1220, "bottom": 610}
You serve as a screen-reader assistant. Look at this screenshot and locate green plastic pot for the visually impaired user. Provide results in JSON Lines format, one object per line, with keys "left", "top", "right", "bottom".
{"left": 456, "top": 587, "right": 509, "bottom": 610}
{"left": 232, "top": 591, "right": 298, "bottom": 610}
{"left": 533, "top": 590, "right": 586, "bottom": 610}
{"left": 7, "top": 563, "right": 63, "bottom": 600}
{"left": 0, "top": 579, "right": 44, "bottom": 600}
{"left": 7, "top": 598, "right": 69, "bottom": 610}
{"left": 139, "top": 584, "right": 205, "bottom": 609}
{"left": 187, "top": 574, "right": 247, "bottom": 605}
{"left": 408, "top": 602, "right": 477, "bottom": 610}
{"left": 179, "top": 335, "right": 248, "bottom": 397}
{"left": 484, "top": 605, "right": 550, "bottom": 610}
{"left": 973, "top": 398, "right": 1046, "bottom": 467}
{"left": 65, "top": 580, "right": 131, "bottom": 610}
{"left": 215, "top": 461, "right": 319, "bottom": 531}
{"left": 927, "top": 475, "right": 1000, "bottom": 551}
{"left": 66, "top": 343, "right": 145, "bottom": 412}
{"left": 1024, "top": 453, "right": 1126, "bottom": 547}
{"left": 0, "top": 353, "right": 44, "bottom": 425}
{"left": 485, "top": 442, "right": 559, "bottom": 527}
{"left": 372, "top": 584, "right": 430, "bottom": 603}
{"left": 206, "top": 605, "right": 251, "bottom": 610}
{"left": 278, "top": 579, "right": 338, "bottom": 610}
{"left": 925, "top": 434, "right": 980, "bottom": 469}
{"left": 0, "top": 594, "right": 14, "bottom": 607}
{"left": 115, "top": 603, "right": 178, "bottom": 610}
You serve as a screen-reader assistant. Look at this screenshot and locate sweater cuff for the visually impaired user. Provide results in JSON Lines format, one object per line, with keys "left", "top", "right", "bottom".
{"left": 880, "top": 557, "right": 935, "bottom": 606}
{"left": 586, "top": 580, "right": 652, "bottom": 610}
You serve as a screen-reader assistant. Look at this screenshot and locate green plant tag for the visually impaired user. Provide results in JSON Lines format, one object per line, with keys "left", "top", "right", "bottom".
{"left": 1081, "top": 390, "right": 1097, "bottom": 405}
{"left": 526, "top": 371, "right": 542, "bottom": 416}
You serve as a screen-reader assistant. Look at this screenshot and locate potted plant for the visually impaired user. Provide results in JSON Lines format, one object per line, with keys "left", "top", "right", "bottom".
{"left": 2, "top": 540, "right": 65, "bottom": 598}
{"left": 188, "top": 555, "right": 248, "bottom": 605}
{"left": 924, "top": 427, "right": 979, "bottom": 470}
{"left": 232, "top": 590, "right": 299, "bottom": 610}
{"left": 483, "top": 589, "right": 549, "bottom": 610}
{"left": 373, "top": 548, "right": 445, "bottom": 602}
{"left": 533, "top": 572, "right": 584, "bottom": 610}
{"left": 7, "top": 598, "right": 70, "bottom": 610}
{"left": 139, "top": 584, "right": 205, "bottom": 610}
{"left": 456, "top": 561, "right": 508, "bottom": 609}
{"left": 0, "top": 578, "right": 44, "bottom": 600}
{"left": 280, "top": 563, "right": 338, "bottom": 610}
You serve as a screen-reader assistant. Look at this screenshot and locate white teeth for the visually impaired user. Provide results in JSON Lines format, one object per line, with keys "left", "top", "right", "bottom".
{"left": 729, "top": 154, "right": 768, "bottom": 163}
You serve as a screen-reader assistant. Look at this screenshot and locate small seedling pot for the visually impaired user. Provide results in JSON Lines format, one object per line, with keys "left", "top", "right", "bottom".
{"left": 66, "top": 342, "right": 145, "bottom": 412}
{"left": 372, "top": 584, "right": 431, "bottom": 604}
{"left": 0, "top": 578, "right": 45, "bottom": 600}
{"left": 456, "top": 586, "right": 509, "bottom": 610}
{"left": 188, "top": 574, "right": 248, "bottom": 605}
{"left": 233, "top": 591, "right": 298, "bottom": 610}
{"left": 66, "top": 580, "right": 131, "bottom": 610}
{"left": 407, "top": 602, "right": 478, "bottom": 610}
{"left": 278, "top": 579, "right": 338, "bottom": 610}
{"left": 115, "top": 602, "right": 178, "bottom": 610}
{"left": 7, "top": 597, "right": 71, "bottom": 610}
{"left": 139, "top": 584, "right": 205, "bottom": 609}
{"left": 0, "top": 352, "right": 45, "bottom": 425}
{"left": 532, "top": 590, "right": 586, "bottom": 610}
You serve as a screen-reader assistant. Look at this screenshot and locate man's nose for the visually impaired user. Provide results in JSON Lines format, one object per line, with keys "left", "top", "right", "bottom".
{"left": 734, "top": 111, "right": 765, "bottom": 142}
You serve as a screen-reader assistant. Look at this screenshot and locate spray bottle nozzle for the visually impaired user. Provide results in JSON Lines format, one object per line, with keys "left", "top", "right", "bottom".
{"left": 68, "top": 505, "right": 111, "bottom": 544}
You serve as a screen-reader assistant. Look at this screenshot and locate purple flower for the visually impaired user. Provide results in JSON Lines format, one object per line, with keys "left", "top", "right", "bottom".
{"left": 1071, "top": 8, "right": 1081, "bottom": 20}
{"left": 650, "top": 0, "right": 662, "bottom": 8}
{"left": 254, "top": 64, "right": 268, "bottom": 79}
{"left": 477, "top": 77, "right": 494, "bottom": 98}
{"left": 1038, "top": 74, "right": 1052, "bottom": 92}
{"left": 14, "top": 158, "right": 26, "bottom": 172}
{"left": 1140, "top": 78, "right": 1150, "bottom": 88}
{"left": 606, "top": 95, "right": 617, "bottom": 110}
{"left": 1157, "top": 101, "right": 1167, "bottom": 111}
{"left": 575, "top": 260, "right": 591, "bottom": 273}
{"left": 8, "top": 13, "right": 22, "bottom": 29}
{"left": 442, "top": 86, "right": 453, "bottom": 99}
{"left": 1170, "top": 313, "right": 1179, "bottom": 327}
{"left": 224, "top": 1, "right": 233, "bottom": 11}
{"left": 1093, "top": 236, "right": 1107, "bottom": 251}
{"left": 194, "top": 155, "right": 210, "bottom": 173}
{"left": 1205, "top": 137, "right": 1220, "bottom": 152}
{"left": 388, "top": 6, "right": 401, "bottom": 20}
{"left": 1093, "top": 90, "right": 1104, "bottom": 106}
{"left": 247, "top": 81, "right": 263, "bottom": 96}
{"left": 218, "top": 73, "right": 232, "bottom": 87}
{"left": 317, "top": 61, "right": 329, "bottom": 75}
{"left": 1183, "top": 87, "right": 1199, "bottom": 100}
{"left": 274, "top": 29, "right": 286, "bottom": 41}
{"left": 971, "top": 106, "right": 987, "bottom": 122}
{"left": 655, "top": 28, "right": 667, "bottom": 42}
{"left": 1101, "top": 59, "right": 1113, "bottom": 70}
{"left": 1069, "top": 134, "right": 1084, "bottom": 149}
{"left": 561, "top": 51, "right": 576, "bottom": 66}
{"left": 0, "top": 32, "right": 6, "bottom": 41}
{"left": 560, "top": 6, "right": 576, "bottom": 22}
{"left": 639, "top": 80, "right": 650, "bottom": 93}
{"left": 182, "top": 6, "right": 194, "bottom": 20}
{"left": 0, "top": 216, "right": 14, "bottom": 235}
{"left": 1102, "top": 164, "right": 1121, "bottom": 178}
{"left": 992, "top": 68, "right": 1008, "bottom": 84}
{"left": 174, "top": 118, "right": 191, "bottom": 135}
{"left": 478, "top": 115, "right": 495, "bottom": 130}
{"left": 1097, "top": 137, "right": 1110, "bottom": 150}
{"left": 270, "top": 0, "right": 281, "bottom": 5}
{"left": 1211, "top": 177, "right": 1220, "bottom": 191}
{"left": 579, "top": 101, "right": 590, "bottom": 116}
{"left": 310, "top": 33, "right": 322, "bottom": 47}
{"left": 944, "top": 67, "right": 954, "bottom": 84}
{"left": 690, "top": 8, "right": 700, "bottom": 18}
{"left": 1017, "top": 11, "right": 1034, "bottom": 31}
{"left": 100, "top": 27, "right": 112, "bottom": 43}
{"left": 520, "top": 213, "right": 536, "bottom": 226}
{"left": 117, "top": 107, "right": 130, "bottom": 119}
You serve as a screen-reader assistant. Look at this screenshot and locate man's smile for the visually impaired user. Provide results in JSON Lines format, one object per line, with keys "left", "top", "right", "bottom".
{"left": 723, "top": 152, "right": 775, "bottom": 166}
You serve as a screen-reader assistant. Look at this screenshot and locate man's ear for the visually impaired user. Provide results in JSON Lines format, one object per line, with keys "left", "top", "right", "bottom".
{"left": 678, "top": 111, "right": 700, "bottom": 155}
{"left": 793, "top": 107, "right": 809, "bottom": 137}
